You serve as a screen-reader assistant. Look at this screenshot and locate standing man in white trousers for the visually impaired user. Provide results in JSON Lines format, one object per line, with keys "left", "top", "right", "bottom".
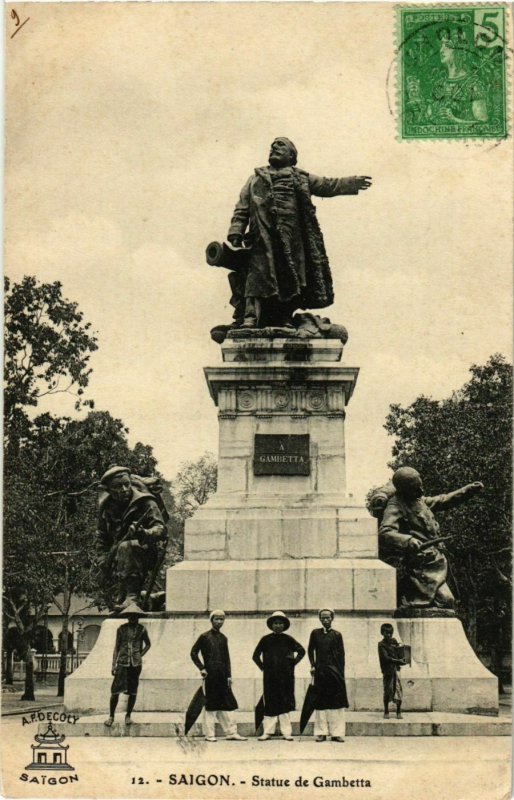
{"left": 308, "top": 609, "right": 348, "bottom": 742}
{"left": 190, "top": 610, "right": 247, "bottom": 742}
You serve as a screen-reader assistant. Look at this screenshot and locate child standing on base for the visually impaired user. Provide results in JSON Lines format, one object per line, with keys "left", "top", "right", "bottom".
{"left": 378, "top": 623, "right": 405, "bottom": 719}
{"left": 253, "top": 611, "right": 305, "bottom": 741}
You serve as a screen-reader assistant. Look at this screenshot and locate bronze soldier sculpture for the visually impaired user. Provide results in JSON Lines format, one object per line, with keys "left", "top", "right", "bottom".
{"left": 95, "top": 466, "right": 167, "bottom": 610}
{"left": 378, "top": 466, "right": 483, "bottom": 611}
{"left": 225, "top": 137, "right": 372, "bottom": 329}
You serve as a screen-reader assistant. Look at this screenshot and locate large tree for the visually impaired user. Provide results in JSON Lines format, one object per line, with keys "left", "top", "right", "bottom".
{"left": 29, "top": 411, "right": 160, "bottom": 693}
{"left": 384, "top": 354, "right": 512, "bottom": 684}
{"left": 4, "top": 276, "right": 97, "bottom": 698}
{"left": 3, "top": 276, "right": 165, "bottom": 696}
{"left": 4, "top": 276, "right": 98, "bottom": 438}
{"left": 3, "top": 408, "right": 163, "bottom": 695}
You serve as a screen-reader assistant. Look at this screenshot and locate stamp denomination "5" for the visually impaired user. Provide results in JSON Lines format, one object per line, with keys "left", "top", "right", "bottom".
{"left": 397, "top": 5, "right": 508, "bottom": 140}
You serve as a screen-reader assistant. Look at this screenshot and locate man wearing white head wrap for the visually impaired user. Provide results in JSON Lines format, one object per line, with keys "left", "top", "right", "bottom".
{"left": 190, "top": 611, "right": 247, "bottom": 741}
{"left": 307, "top": 609, "right": 348, "bottom": 742}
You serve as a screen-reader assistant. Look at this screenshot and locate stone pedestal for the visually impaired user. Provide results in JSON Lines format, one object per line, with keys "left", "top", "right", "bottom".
{"left": 64, "top": 615, "right": 497, "bottom": 715}
{"left": 191, "top": 339, "right": 360, "bottom": 555}
{"left": 64, "top": 336, "right": 498, "bottom": 717}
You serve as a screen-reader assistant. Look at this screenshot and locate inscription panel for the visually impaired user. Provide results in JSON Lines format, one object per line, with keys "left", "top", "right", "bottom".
{"left": 253, "top": 434, "right": 310, "bottom": 476}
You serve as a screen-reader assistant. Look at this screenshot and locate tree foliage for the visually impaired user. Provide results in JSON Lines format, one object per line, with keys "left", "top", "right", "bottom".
{"left": 3, "top": 277, "right": 162, "bottom": 693}
{"left": 384, "top": 354, "right": 512, "bottom": 681}
{"left": 172, "top": 452, "right": 218, "bottom": 520}
{"left": 4, "top": 276, "right": 98, "bottom": 433}
{"left": 3, "top": 406, "right": 164, "bottom": 691}
{"left": 3, "top": 276, "right": 219, "bottom": 693}
{"left": 166, "top": 452, "right": 218, "bottom": 558}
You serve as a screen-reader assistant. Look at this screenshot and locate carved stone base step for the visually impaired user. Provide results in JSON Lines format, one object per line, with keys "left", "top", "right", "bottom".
{"left": 55, "top": 711, "right": 510, "bottom": 738}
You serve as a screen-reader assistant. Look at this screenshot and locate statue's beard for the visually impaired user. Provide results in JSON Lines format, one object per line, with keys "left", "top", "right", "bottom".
{"left": 269, "top": 154, "right": 291, "bottom": 167}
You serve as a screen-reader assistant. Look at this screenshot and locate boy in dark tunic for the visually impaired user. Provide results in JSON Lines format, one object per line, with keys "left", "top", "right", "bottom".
{"left": 190, "top": 610, "right": 247, "bottom": 742}
{"left": 252, "top": 611, "right": 305, "bottom": 740}
{"left": 378, "top": 623, "right": 405, "bottom": 719}
{"left": 308, "top": 608, "right": 349, "bottom": 742}
{"left": 104, "top": 603, "right": 150, "bottom": 728}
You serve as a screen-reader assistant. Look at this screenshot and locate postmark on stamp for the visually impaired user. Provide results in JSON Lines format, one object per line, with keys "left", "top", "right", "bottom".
{"left": 397, "top": 5, "right": 508, "bottom": 139}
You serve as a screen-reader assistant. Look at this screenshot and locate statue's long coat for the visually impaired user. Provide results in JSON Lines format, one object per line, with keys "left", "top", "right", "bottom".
{"left": 228, "top": 167, "right": 359, "bottom": 308}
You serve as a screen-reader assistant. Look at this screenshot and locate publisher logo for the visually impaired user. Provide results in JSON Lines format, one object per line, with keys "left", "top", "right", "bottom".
{"left": 20, "top": 722, "right": 79, "bottom": 786}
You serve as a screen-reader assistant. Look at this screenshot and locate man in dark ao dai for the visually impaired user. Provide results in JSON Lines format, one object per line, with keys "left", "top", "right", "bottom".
{"left": 190, "top": 610, "right": 247, "bottom": 742}
{"left": 308, "top": 608, "right": 348, "bottom": 742}
{"left": 253, "top": 611, "right": 305, "bottom": 740}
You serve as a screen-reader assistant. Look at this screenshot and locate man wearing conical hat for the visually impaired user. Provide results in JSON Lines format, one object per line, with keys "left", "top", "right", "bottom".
{"left": 95, "top": 466, "right": 167, "bottom": 610}
{"left": 227, "top": 138, "right": 372, "bottom": 329}
{"left": 190, "top": 611, "right": 247, "bottom": 742}
{"left": 379, "top": 467, "right": 483, "bottom": 609}
{"left": 308, "top": 609, "right": 348, "bottom": 742}
{"left": 252, "top": 611, "right": 305, "bottom": 740}
{"left": 104, "top": 603, "right": 150, "bottom": 729}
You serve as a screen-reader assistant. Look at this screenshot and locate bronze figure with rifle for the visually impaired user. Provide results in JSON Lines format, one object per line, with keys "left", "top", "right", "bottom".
{"left": 95, "top": 466, "right": 168, "bottom": 611}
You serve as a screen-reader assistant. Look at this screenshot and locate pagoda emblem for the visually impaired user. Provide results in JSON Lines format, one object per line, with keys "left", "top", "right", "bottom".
{"left": 25, "top": 722, "right": 75, "bottom": 771}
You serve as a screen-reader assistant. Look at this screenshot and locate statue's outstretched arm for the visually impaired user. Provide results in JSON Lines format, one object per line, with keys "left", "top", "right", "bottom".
{"left": 425, "top": 482, "right": 483, "bottom": 512}
{"left": 309, "top": 174, "right": 372, "bottom": 197}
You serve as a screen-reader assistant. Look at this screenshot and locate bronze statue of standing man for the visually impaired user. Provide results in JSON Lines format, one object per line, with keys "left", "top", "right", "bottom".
{"left": 227, "top": 137, "right": 372, "bottom": 329}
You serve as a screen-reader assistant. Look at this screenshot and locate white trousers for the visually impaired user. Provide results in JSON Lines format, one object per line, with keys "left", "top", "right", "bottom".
{"left": 314, "top": 708, "right": 346, "bottom": 738}
{"left": 203, "top": 710, "right": 237, "bottom": 738}
{"left": 262, "top": 713, "right": 292, "bottom": 737}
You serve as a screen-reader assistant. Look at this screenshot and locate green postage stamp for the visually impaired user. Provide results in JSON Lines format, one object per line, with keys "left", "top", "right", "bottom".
{"left": 397, "top": 5, "right": 508, "bottom": 139}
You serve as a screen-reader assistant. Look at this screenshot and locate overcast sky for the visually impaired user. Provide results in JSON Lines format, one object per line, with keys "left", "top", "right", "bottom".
{"left": 6, "top": 3, "right": 512, "bottom": 502}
